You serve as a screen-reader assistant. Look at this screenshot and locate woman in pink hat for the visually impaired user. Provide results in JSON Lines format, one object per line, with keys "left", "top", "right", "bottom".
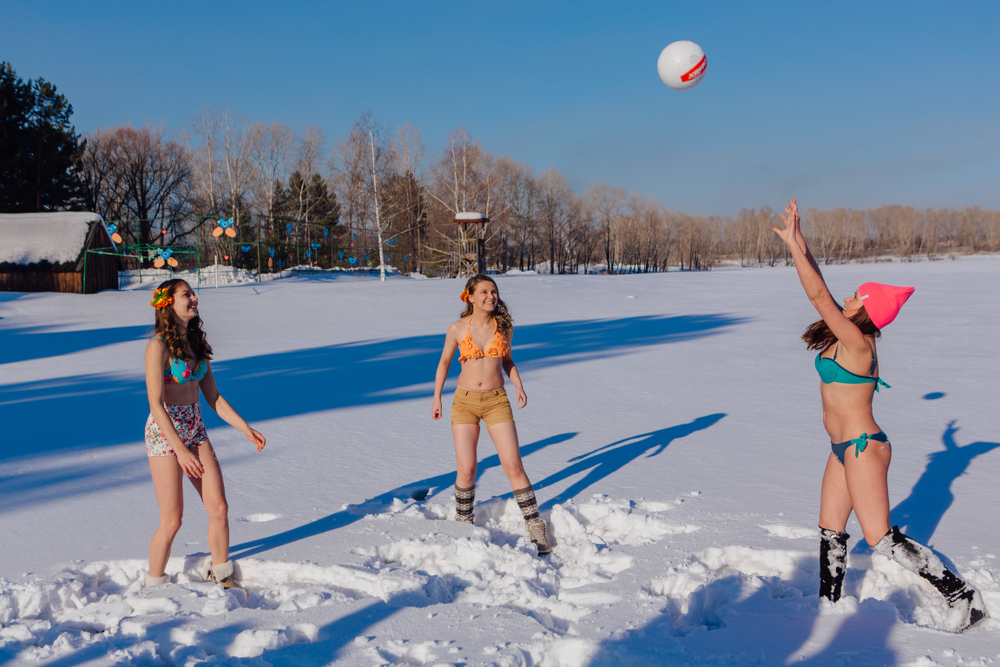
{"left": 774, "top": 198, "right": 985, "bottom": 631}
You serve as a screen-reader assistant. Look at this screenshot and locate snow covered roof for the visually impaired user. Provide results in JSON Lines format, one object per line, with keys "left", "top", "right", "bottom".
{"left": 0, "top": 212, "right": 107, "bottom": 265}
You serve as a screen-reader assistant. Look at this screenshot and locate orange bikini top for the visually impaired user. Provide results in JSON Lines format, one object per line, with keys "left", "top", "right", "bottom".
{"left": 458, "top": 319, "right": 510, "bottom": 363}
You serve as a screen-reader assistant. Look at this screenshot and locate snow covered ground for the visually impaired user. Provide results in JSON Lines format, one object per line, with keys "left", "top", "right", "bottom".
{"left": 1, "top": 257, "right": 998, "bottom": 666}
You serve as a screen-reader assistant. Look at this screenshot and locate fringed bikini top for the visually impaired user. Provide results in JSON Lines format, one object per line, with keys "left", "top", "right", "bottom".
{"left": 458, "top": 319, "right": 510, "bottom": 363}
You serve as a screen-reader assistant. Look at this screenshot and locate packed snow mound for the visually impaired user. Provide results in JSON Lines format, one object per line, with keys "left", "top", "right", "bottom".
{"left": 2, "top": 494, "right": 995, "bottom": 665}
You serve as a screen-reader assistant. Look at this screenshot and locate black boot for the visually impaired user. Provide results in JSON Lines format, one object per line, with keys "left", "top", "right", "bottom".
{"left": 819, "top": 528, "right": 850, "bottom": 602}
{"left": 874, "top": 526, "right": 987, "bottom": 632}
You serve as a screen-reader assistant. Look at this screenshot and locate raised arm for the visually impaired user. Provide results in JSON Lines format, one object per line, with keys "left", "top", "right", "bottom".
{"left": 502, "top": 330, "right": 526, "bottom": 409}
{"left": 145, "top": 338, "right": 205, "bottom": 477}
{"left": 773, "top": 198, "right": 867, "bottom": 350}
{"left": 199, "top": 365, "right": 266, "bottom": 451}
{"left": 431, "top": 322, "right": 461, "bottom": 420}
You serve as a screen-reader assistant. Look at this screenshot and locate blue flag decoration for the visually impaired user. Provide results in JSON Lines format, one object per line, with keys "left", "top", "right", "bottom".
{"left": 338, "top": 251, "right": 344, "bottom": 260}
{"left": 306, "top": 250, "right": 312, "bottom": 260}
{"left": 287, "top": 224, "right": 293, "bottom": 234}
{"left": 323, "top": 229, "right": 329, "bottom": 238}
{"left": 268, "top": 248, "right": 275, "bottom": 258}
{"left": 348, "top": 257, "right": 357, "bottom": 265}
{"left": 241, "top": 245, "right": 252, "bottom": 253}
{"left": 311, "top": 243, "right": 320, "bottom": 250}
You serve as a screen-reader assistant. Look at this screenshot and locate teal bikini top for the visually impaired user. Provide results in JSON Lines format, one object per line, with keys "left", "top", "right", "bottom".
{"left": 164, "top": 357, "right": 208, "bottom": 385}
{"left": 815, "top": 338, "right": 890, "bottom": 392}
{"left": 153, "top": 336, "right": 208, "bottom": 385}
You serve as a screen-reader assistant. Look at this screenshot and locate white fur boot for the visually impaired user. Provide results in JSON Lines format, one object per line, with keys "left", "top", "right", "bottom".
{"left": 143, "top": 572, "right": 169, "bottom": 587}
{"left": 207, "top": 560, "right": 239, "bottom": 589}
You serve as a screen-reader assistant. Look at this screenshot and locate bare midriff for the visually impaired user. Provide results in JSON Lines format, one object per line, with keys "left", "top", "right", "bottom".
{"left": 820, "top": 382, "right": 880, "bottom": 443}
{"left": 457, "top": 357, "right": 505, "bottom": 392}
{"left": 162, "top": 381, "right": 200, "bottom": 406}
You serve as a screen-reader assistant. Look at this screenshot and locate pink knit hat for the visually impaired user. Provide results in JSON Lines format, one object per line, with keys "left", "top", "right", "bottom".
{"left": 857, "top": 282, "right": 915, "bottom": 329}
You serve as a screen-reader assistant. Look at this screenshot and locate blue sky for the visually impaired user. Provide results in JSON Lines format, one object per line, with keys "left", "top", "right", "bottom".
{"left": 4, "top": 0, "right": 998, "bottom": 215}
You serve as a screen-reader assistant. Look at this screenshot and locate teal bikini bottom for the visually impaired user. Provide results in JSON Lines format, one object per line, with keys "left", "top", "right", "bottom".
{"left": 832, "top": 431, "right": 890, "bottom": 466}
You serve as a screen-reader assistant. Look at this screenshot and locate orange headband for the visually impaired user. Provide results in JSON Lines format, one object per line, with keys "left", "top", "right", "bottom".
{"left": 460, "top": 288, "right": 470, "bottom": 302}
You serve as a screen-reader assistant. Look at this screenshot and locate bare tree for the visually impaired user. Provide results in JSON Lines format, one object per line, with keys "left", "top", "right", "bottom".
{"left": 585, "top": 183, "right": 627, "bottom": 274}
{"left": 81, "top": 124, "right": 190, "bottom": 248}
{"left": 249, "top": 120, "right": 296, "bottom": 220}
{"left": 535, "top": 167, "right": 572, "bottom": 274}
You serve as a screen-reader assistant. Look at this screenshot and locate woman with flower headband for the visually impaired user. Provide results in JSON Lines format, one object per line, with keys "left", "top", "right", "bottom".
{"left": 142, "top": 279, "right": 265, "bottom": 588}
{"left": 773, "top": 198, "right": 986, "bottom": 631}
{"left": 431, "top": 275, "right": 550, "bottom": 556}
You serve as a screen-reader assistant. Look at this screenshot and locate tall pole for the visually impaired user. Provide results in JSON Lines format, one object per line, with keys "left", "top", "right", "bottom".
{"left": 370, "top": 129, "right": 386, "bottom": 282}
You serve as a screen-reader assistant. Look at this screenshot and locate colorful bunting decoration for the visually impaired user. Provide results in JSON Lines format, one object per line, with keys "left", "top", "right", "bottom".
{"left": 213, "top": 218, "right": 236, "bottom": 238}
{"left": 106, "top": 223, "right": 123, "bottom": 244}
{"left": 153, "top": 248, "right": 179, "bottom": 269}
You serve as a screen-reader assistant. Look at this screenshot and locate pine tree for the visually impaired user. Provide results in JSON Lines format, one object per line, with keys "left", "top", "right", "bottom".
{"left": 0, "top": 62, "right": 86, "bottom": 212}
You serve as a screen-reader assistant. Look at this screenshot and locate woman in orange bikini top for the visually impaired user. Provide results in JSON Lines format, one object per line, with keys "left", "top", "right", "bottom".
{"left": 430, "top": 275, "right": 550, "bottom": 556}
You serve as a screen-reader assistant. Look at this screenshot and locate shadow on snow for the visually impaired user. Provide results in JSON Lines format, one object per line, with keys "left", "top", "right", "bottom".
{"left": 851, "top": 420, "right": 999, "bottom": 556}
{"left": 0, "top": 313, "right": 747, "bottom": 464}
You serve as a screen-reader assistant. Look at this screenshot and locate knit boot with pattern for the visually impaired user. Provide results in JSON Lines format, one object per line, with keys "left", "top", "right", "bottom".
{"left": 819, "top": 528, "right": 850, "bottom": 602}
{"left": 874, "top": 526, "right": 987, "bottom": 632}
{"left": 455, "top": 484, "right": 475, "bottom": 525}
{"left": 512, "top": 485, "right": 551, "bottom": 556}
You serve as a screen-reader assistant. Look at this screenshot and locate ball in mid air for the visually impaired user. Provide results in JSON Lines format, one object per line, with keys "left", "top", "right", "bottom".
{"left": 657, "top": 41, "right": 707, "bottom": 91}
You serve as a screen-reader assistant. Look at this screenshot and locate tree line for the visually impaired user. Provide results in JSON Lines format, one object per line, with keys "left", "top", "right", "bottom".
{"left": 3, "top": 61, "right": 999, "bottom": 275}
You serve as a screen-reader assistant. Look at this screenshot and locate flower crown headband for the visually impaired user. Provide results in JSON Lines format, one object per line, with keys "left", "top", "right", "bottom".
{"left": 150, "top": 287, "right": 173, "bottom": 309}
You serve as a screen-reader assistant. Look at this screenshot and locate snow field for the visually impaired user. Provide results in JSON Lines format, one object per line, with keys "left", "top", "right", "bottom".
{"left": 2, "top": 492, "right": 998, "bottom": 665}
{"left": 2, "top": 258, "right": 999, "bottom": 665}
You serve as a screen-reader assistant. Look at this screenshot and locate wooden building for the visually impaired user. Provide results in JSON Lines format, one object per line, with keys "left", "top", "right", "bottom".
{"left": 0, "top": 212, "right": 120, "bottom": 294}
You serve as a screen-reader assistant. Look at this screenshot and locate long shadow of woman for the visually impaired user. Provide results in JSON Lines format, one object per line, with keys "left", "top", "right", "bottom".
{"left": 536, "top": 413, "right": 727, "bottom": 511}
{"left": 852, "top": 420, "right": 999, "bottom": 555}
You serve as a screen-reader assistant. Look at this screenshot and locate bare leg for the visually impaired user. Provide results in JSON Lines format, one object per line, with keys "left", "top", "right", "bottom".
{"left": 187, "top": 442, "right": 230, "bottom": 566}
{"left": 485, "top": 421, "right": 531, "bottom": 490}
{"left": 453, "top": 424, "right": 481, "bottom": 488}
{"left": 818, "top": 453, "right": 853, "bottom": 532}
{"left": 148, "top": 456, "right": 184, "bottom": 577}
{"left": 843, "top": 441, "right": 892, "bottom": 546}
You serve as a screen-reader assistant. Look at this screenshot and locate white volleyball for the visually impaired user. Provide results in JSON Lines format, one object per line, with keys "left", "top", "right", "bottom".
{"left": 657, "top": 41, "right": 707, "bottom": 91}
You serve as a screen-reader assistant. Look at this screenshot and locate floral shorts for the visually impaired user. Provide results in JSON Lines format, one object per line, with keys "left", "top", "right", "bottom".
{"left": 145, "top": 403, "right": 210, "bottom": 457}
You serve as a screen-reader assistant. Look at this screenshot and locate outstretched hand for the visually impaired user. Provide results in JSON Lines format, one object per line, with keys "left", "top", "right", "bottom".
{"left": 772, "top": 197, "right": 800, "bottom": 246}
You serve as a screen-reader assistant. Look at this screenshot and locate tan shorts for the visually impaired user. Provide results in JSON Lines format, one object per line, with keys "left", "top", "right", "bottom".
{"left": 451, "top": 387, "right": 515, "bottom": 427}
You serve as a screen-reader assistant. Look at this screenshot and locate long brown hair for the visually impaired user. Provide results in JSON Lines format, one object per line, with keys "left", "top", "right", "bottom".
{"left": 153, "top": 279, "right": 213, "bottom": 362}
{"left": 802, "top": 305, "right": 880, "bottom": 351}
{"left": 459, "top": 275, "right": 513, "bottom": 337}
